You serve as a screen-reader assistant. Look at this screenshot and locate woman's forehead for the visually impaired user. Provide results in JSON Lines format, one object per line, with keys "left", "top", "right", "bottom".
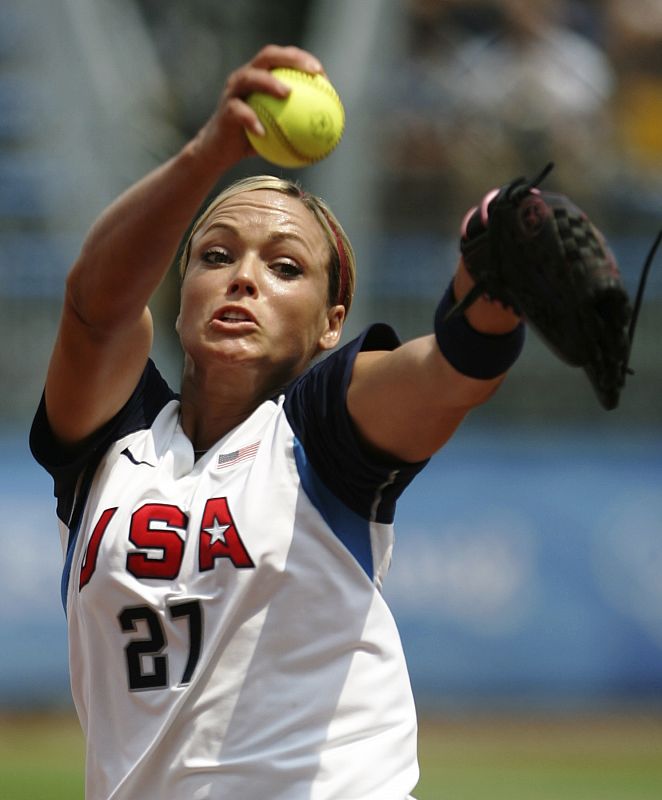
{"left": 195, "top": 189, "right": 325, "bottom": 243}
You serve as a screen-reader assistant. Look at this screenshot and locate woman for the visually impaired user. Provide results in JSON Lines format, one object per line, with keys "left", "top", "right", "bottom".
{"left": 31, "top": 45, "right": 523, "bottom": 800}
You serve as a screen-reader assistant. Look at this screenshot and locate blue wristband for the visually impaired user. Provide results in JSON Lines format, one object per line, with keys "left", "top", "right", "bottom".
{"left": 434, "top": 283, "right": 525, "bottom": 379}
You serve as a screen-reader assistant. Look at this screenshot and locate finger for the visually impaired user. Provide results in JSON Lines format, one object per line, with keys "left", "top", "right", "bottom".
{"left": 250, "top": 44, "right": 323, "bottom": 75}
{"left": 224, "top": 97, "right": 265, "bottom": 137}
{"left": 228, "top": 65, "right": 292, "bottom": 101}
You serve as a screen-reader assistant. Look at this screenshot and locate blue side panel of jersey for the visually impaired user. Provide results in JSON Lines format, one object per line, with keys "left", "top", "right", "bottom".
{"left": 59, "top": 461, "right": 97, "bottom": 611}
{"left": 61, "top": 522, "right": 79, "bottom": 610}
{"left": 293, "top": 437, "right": 374, "bottom": 580}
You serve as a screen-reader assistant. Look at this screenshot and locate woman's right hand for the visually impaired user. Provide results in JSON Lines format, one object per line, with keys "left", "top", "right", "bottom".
{"left": 195, "top": 44, "right": 325, "bottom": 169}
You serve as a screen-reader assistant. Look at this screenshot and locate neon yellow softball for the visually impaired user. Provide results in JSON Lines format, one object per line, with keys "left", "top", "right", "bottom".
{"left": 246, "top": 68, "right": 345, "bottom": 168}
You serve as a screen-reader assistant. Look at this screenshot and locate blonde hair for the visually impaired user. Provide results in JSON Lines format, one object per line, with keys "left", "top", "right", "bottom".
{"left": 178, "top": 175, "right": 356, "bottom": 314}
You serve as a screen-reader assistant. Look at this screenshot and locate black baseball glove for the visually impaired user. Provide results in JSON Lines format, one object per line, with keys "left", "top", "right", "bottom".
{"left": 450, "top": 163, "right": 637, "bottom": 410}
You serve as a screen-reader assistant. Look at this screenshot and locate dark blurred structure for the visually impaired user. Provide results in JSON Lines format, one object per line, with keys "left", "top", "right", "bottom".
{"left": 604, "top": 0, "right": 662, "bottom": 227}
{"left": 135, "top": 0, "right": 313, "bottom": 138}
{"left": 377, "top": 0, "right": 617, "bottom": 228}
{"left": 0, "top": 0, "right": 180, "bottom": 415}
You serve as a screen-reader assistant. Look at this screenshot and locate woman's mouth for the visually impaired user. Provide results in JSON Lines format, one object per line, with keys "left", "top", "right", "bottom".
{"left": 210, "top": 306, "right": 257, "bottom": 331}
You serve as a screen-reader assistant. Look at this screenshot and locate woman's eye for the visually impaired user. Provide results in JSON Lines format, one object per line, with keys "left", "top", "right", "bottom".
{"left": 202, "top": 248, "right": 232, "bottom": 265}
{"left": 271, "top": 261, "right": 303, "bottom": 278}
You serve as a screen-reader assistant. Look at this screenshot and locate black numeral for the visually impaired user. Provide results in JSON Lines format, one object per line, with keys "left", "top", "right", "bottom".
{"left": 168, "top": 599, "right": 203, "bottom": 685}
{"left": 118, "top": 599, "right": 203, "bottom": 691}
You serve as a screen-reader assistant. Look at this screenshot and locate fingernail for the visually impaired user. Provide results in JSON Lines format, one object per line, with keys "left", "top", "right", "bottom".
{"left": 253, "top": 120, "right": 266, "bottom": 137}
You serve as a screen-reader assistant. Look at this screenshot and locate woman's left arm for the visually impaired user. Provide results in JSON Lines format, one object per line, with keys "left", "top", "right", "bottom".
{"left": 346, "top": 258, "right": 523, "bottom": 463}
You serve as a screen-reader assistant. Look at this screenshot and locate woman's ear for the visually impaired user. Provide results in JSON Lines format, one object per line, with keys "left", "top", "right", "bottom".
{"left": 318, "top": 304, "right": 345, "bottom": 351}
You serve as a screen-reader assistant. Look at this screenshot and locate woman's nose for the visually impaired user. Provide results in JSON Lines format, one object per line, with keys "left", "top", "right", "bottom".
{"left": 227, "top": 257, "right": 259, "bottom": 297}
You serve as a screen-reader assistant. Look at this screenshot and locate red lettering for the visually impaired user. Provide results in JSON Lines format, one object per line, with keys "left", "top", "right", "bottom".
{"left": 79, "top": 507, "right": 117, "bottom": 590}
{"left": 199, "top": 497, "right": 254, "bottom": 571}
{"left": 127, "top": 503, "right": 187, "bottom": 580}
{"left": 78, "top": 498, "right": 253, "bottom": 588}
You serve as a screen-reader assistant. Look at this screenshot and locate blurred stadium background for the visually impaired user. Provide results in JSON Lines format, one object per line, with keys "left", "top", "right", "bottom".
{"left": 1, "top": 0, "right": 661, "bottom": 797}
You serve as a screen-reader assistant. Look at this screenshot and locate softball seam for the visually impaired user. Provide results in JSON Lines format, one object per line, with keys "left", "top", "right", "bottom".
{"left": 282, "top": 69, "right": 345, "bottom": 142}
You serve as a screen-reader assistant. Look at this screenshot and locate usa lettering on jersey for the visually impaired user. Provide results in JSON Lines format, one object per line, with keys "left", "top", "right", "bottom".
{"left": 79, "top": 495, "right": 255, "bottom": 590}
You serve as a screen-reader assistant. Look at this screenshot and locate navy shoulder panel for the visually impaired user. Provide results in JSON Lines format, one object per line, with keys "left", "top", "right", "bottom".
{"left": 29, "top": 359, "right": 176, "bottom": 525}
{"left": 284, "top": 324, "right": 428, "bottom": 523}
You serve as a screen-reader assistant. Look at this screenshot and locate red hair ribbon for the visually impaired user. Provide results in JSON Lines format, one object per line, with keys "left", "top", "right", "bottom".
{"left": 319, "top": 208, "right": 349, "bottom": 307}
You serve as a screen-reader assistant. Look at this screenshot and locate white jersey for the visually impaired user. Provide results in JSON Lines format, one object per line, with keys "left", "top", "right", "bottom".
{"left": 31, "top": 325, "right": 425, "bottom": 800}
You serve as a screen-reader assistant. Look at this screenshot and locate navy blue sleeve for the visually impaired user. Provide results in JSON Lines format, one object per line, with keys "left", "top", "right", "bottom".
{"left": 29, "top": 359, "right": 177, "bottom": 525}
{"left": 284, "top": 323, "right": 429, "bottom": 524}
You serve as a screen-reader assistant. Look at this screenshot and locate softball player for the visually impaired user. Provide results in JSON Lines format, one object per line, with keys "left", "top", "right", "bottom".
{"left": 30, "top": 45, "right": 524, "bottom": 799}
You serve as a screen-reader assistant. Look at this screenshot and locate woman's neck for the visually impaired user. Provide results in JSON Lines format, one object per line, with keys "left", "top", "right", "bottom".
{"left": 178, "top": 358, "right": 287, "bottom": 452}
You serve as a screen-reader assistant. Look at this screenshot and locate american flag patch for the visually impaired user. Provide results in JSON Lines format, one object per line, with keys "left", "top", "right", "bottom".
{"left": 216, "top": 441, "right": 260, "bottom": 469}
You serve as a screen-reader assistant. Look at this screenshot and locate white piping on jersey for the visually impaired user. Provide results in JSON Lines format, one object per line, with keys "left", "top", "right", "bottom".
{"left": 369, "top": 468, "right": 399, "bottom": 523}
{"left": 67, "top": 468, "right": 89, "bottom": 528}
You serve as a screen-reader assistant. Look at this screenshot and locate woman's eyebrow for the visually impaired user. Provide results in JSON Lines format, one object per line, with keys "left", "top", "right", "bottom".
{"left": 196, "top": 221, "right": 237, "bottom": 239}
{"left": 267, "top": 229, "right": 311, "bottom": 247}
{"left": 198, "top": 223, "right": 306, "bottom": 243}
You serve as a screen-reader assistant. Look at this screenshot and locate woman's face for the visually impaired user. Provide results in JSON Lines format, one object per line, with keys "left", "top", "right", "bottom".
{"left": 178, "top": 189, "right": 345, "bottom": 382}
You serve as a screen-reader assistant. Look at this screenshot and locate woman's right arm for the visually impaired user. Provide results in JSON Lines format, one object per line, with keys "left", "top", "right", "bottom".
{"left": 44, "top": 44, "right": 323, "bottom": 447}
